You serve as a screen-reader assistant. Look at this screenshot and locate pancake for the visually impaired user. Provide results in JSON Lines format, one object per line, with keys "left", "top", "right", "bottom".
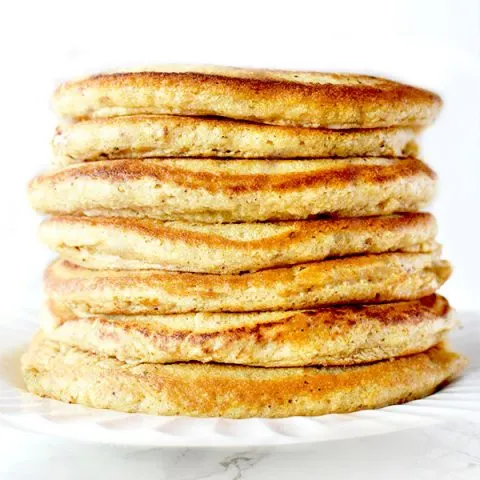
{"left": 41, "top": 295, "right": 456, "bottom": 367}
{"left": 52, "top": 66, "right": 442, "bottom": 129}
{"left": 29, "top": 158, "right": 436, "bottom": 222}
{"left": 52, "top": 115, "right": 419, "bottom": 165}
{"left": 45, "top": 252, "right": 451, "bottom": 315}
{"left": 22, "top": 334, "right": 465, "bottom": 418}
{"left": 39, "top": 213, "right": 438, "bottom": 273}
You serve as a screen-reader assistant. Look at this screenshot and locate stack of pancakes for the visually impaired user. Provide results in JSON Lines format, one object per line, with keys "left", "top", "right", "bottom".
{"left": 22, "top": 67, "right": 466, "bottom": 418}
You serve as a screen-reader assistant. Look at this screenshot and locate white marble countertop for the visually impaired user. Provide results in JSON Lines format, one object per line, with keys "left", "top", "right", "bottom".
{"left": 1, "top": 420, "right": 479, "bottom": 479}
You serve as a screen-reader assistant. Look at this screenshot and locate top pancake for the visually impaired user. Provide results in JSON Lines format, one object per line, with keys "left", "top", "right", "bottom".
{"left": 52, "top": 65, "right": 442, "bottom": 128}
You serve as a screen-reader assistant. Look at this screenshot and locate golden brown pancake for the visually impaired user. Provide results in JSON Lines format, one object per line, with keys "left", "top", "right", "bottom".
{"left": 29, "top": 158, "right": 436, "bottom": 222}
{"left": 22, "top": 334, "right": 465, "bottom": 418}
{"left": 39, "top": 213, "right": 438, "bottom": 273}
{"left": 45, "top": 252, "right": 450, "bottom": 315}
{"left": 41, "top": 295, "right": 456, "bottom": 367}
{"left": 52, "top": 115, "right": 419, "bottom": 165}
{"left": 52, "top": 66, "right": 442, "bottom": 129}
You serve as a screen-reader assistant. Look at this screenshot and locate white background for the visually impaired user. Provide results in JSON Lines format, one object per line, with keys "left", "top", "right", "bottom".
{"left": 0, "top": 0, "right": 479, "bottom": 478}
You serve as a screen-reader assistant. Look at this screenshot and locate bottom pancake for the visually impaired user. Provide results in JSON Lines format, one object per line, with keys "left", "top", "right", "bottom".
{"left": 42, "top": 295, "right": 456, "bottom": 367}
{"left": 22, "top": 334, "right": 465, "bottom": 418}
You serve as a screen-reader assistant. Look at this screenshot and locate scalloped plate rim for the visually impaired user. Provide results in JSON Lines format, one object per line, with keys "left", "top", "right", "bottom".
{"left": 0, "top": 309, "right": 479, "bottom": 447}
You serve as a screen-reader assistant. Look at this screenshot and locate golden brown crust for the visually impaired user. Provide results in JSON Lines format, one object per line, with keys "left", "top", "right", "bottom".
{"left": 52, "top": 115, "right": 419, "bottom": 165}
{"left": 41, "top": 295, "right": 456, "bottom": 367}
{"left": 39, "top": 213, "right": 438, "bottom": 273}
{"left": 29, "top": 158, "right": 436, "bottom": 222}
{"left": 22, "top": 334, "right": 466, "bottom": 418}
{"left": 45, "top": 252, "right": 451, "bottom": 315}
{"left": 52, "top": 66, "right": 442, "bottom": 128}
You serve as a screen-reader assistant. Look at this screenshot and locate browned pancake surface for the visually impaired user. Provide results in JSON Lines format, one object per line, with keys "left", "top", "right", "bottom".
{"left": 53, "top": 66, "right": 442, "bottom": 129}
{"left": 52, "top": 115, "right": 419, "bottom": 165}
{"left": 22, "top": 334, "right": 465, "bottom": 418}
{"left": 39, "top": 213, "right": 438, "bottom": 273}
{"left": 29, "top": 158, "right": 436, "bottom": 222}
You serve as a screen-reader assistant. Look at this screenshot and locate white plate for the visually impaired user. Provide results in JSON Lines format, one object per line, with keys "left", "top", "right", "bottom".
{"left": 0, "top": 308, "right": 479, "bottom": 447}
